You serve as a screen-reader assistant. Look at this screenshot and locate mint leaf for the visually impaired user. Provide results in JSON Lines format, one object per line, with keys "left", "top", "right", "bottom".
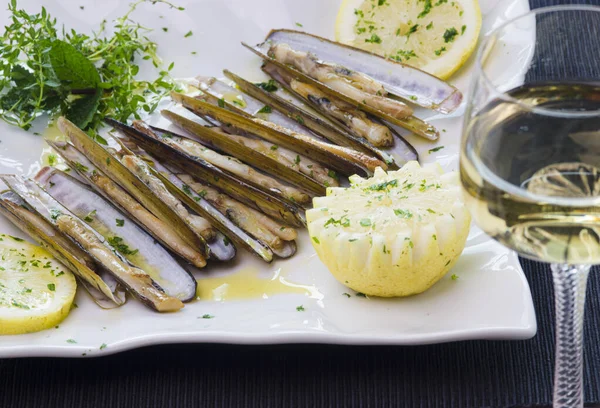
{"left": 65, "top": 89, "right": 101, "bottom": 128}
{"left": 48, "top": 40, "right": 100, "bottom": 88}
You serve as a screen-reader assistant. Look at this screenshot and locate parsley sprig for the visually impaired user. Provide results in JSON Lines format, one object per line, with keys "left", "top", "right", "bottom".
{"left": 0, "top": 0, "right": 184, "bottom": 131}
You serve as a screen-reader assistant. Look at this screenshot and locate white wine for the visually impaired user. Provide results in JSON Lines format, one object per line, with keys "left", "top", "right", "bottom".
{"left": 461, "top": 82, "right": 600, "bottom": 264}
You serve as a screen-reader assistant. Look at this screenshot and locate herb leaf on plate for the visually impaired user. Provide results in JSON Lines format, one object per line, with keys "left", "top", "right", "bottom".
{"left": 0, "top": 0, "right": 184, "bottom": 131}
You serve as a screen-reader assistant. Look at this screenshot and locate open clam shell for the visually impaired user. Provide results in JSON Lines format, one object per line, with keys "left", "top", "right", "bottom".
{"left": 255, "top": 29, "right": 462, "bottom": 114}
{"left": 35, "top": 167, "right": 198, "bottom": 301}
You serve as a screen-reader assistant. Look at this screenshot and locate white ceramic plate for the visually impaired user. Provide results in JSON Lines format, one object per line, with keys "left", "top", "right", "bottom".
{"left": 0, "top": 0, "right": 536, "bottom": 357}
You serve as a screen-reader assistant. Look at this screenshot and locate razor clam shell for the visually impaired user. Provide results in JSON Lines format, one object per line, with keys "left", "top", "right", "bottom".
{"left": 221, "top": 69, "right": 399, "bottom": 169}
{"left": 171, "top": 92, "right": 378, "bottom": 176}
{"left": 159, "top": 110, "right": 326, "bottom": 196}
{"left": 178, "top": 173, "right": 297, "bottom": 259}
{"left": 35, "top": 168, "right": 197, "bottom": 301}
{"left": 1, "top": 175, "right": 183, "bottom": 312}
{"left": 258, "top": 65, "right": 418, "bottom": 167}
{"left": 192, "top": 75, "right": 317, "bottom": 137}
{"left": 47, "top": 140, "right": 208, "bottom": 268}
{"left": 0, "top": 190, "right": 126, "bottom": 309}
{"left": 106, "top": 115, "right": 306, "bottom": 228}
{"left": 106, "top": 121, "right": 247, "bottom": 262}
{"left": 259, "top": 29, "right": 462, "bottom": 113}
{"left": 108, "top": 121, "right": 296, "bottom": 262}
{"left": 56, "top": 117, "right": 210, "bottom": 262}
{"left": 243, "top": 41, "right": 439, "bottom": 141}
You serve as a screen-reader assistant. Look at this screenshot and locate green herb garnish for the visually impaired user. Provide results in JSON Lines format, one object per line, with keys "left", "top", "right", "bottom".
{"left": 107, "top": 236, "right": 138, "bottom": 255}
{"left": 257, "top": 105, "right": 272, "bottom": 114}
{"left": 443, "top": 27, "right": 458, "bottom": 43}
{"left": 255, "top": 80, "right": 278, "bottom": 92}
{"left": 428, "top": 146, "right": 445, "bottom": 153}
{"left": 115, "top": 219, "right": 124, "bottom": 227}
{"left": 0, "top": 0, "right": 184, "bottom": 131}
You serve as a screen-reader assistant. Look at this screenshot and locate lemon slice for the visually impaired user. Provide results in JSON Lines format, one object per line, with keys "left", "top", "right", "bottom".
{"left": 306, "top": 162, "right": 471, "bottom": 297}
{"left": 0, "top": 235, "right": 76, "bottom": 335}
{"left": 335, "top": 0, "right": 482, "bottom": 79}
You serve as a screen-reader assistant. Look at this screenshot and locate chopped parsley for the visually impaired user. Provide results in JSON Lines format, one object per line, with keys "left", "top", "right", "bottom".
{"left": 255, "top": 80, "right": 278, "bottom": 92}
{"left": 115, "top": 219, "right": 124, "bottom": 227}
{"left": 356, "top": 292, "right": 367, "bottom": 298}
{"left": 100, "top": 343, "right": 107, "bottom": 350}
{"left": 73, "top": 162, "right": 89, "bottom": 173}
{"left": 365, "top": 33, "right": 382, "bottom": 44}
{"left": 257, "top": 105, "right": 272, "bottom": 114}
{"left": 295, "top": 22, "right": 303, "bottom": 27}
{"left": 394, "top": 209, "right": 413, "bottom": 219}
{"left": 201, "top": 314, "right": 214, "bottom": 319}
{"left": 443, "top": 27, "right": 458, "bottom": 43}
{"left": 426, "top": 22, "right": 433, "bottom": 30}
{"left": 451, "top": 274, "right": 459, "bottom": 280}
{"left": 296, "top": 305, "right": 305, "bottom": 312}
{"left": 107, "top": 236, "right": 138, "bottom": 256}
{"left": 184, "top": 30, "right": 193, "bottom": 38}
{"left": 343, "top": 293, "right": 351, "bottom": 298}
{"left": 48, "top": 154, "right": 57, "bottom": 166}
{"left": 406, "top": 24, "right": 419, "bottom": 39}
{"left": 312, "top": 236, "right": 320, "bottom": 244}
{"left": 47, "top": 283, "right": 55, "bottom": 291}
{"left": 428, "top": 146, "right": 445, "bottom": 153}
{"left": 270, "top": 145, "right": 278, "bottom": 151}
{"left": 367, "top": 179, "right": 398, "bottom": 191}
{"left": 418, "top": 0, "right": 432, "bottom": 18}
{"left": 83, "top": 209, "right": 96, "bottom": 223}
{"left": 217, "top": 98, "right": 225, "bottom": 108}
{"left": 434, "top": 47, "right": 447, "bottom": 56}
{"left": 360, "top": 218, "right": 372, "bottom": 227}
{"left": 294, "top": 155, "right": 301, "bottom": 165}
{"left": 66, "top": 339, "right": 77, "bottom": 344}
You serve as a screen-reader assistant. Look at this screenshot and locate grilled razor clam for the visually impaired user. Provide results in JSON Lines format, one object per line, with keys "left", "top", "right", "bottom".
{"left": 268, "top": 43, "right": 413, "bottom": 120}
{"left": 177, "top": 174, "right": 296, "bottom": 255}
{"left": 209, "top": 127, "right": 339, "bottom": 187}
{"left": 48, "top": 141, "right": 207, "bottom": 268}
{"left": 120, "top": 155, "right": 215, "bottom": 241}
{"left": 290, "top": 79, "right": 393, "bottom": 148}
{"left": 55, "top": 215, "right": 183, "bottom": 312}
{"left": 2, "top": 175, "right": 183, "bottom": 312}
{"left": 172, "top": 92, "right": 386, "bottom": 175}
{"left": 0, "top": 191, "right": 126, "bottom": 308}
{"left": 36, "top": 168, "right": 197, "bottom": 302}
{"left": 191, "top": 76, "right": 312, "bottom": 136}
{"left": 143, "top": 123, "right": 311, "bottom": 205}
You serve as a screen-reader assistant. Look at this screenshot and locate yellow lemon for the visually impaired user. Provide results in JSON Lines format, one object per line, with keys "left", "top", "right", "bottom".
{"left": 0, "top": 235, "right": 76, "bottom": 335}
{"left": 335, "top": 0, "right": 482, "bottom": 79}
{"left": 307, "top": 162, "right": 471, "bottom": 297}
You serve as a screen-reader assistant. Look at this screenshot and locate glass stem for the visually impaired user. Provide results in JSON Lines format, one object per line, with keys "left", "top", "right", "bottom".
{"left": 551, "top": 263, "right": 590, "bottom": 408}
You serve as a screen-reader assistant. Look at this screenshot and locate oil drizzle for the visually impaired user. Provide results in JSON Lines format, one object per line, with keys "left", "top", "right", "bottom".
{"left": 196, "top": 267, "right": 321, "bottom": 302}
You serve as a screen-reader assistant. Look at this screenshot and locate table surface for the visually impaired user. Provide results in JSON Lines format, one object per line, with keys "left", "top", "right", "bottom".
{"left": 3, "top": 0, "right": 600, "bottom": 407}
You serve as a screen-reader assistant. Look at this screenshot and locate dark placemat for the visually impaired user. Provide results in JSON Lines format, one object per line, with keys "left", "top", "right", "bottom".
{"left": 2, "top": 0, "right": 600, "bottom": 407}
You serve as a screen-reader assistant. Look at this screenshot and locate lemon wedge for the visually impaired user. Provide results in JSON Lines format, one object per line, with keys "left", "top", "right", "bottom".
{"left": 335, "top": 0, "right": 482, "bottom": 79}
{"left": 0, "top": 235, "right": 76, "bottom": 335}
{"left": 306, "top": 162, "right": 471, "bottom": 297}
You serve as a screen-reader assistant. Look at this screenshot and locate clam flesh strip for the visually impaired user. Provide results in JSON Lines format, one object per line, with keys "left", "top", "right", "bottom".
{"left": 48, "top": 140, "right": 208, "bottom": 268}
{"left": 1, "top": 175, "right": 184, "bottom": 312}
{"left": 177, "top": 173, "right": 297, "bottom": 258}
{"left": 0, "top": 190, "right": 126, "bottom": 308}
{"left": 35, "top": 168, "right": 197, "bottom": 302}
{"left": 268, "top": 43, "right": 413, "bottom": 120}
{"left": 157, "top": 111, "right": 336, "bottom": 193}
{"left": 290, "top": 79, "right": 393, "bottom": 147}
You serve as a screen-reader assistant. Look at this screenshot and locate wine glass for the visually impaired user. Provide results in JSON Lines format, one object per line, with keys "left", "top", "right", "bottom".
{"left": 460, "top": 5, "right": 600, "bottom": 407}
